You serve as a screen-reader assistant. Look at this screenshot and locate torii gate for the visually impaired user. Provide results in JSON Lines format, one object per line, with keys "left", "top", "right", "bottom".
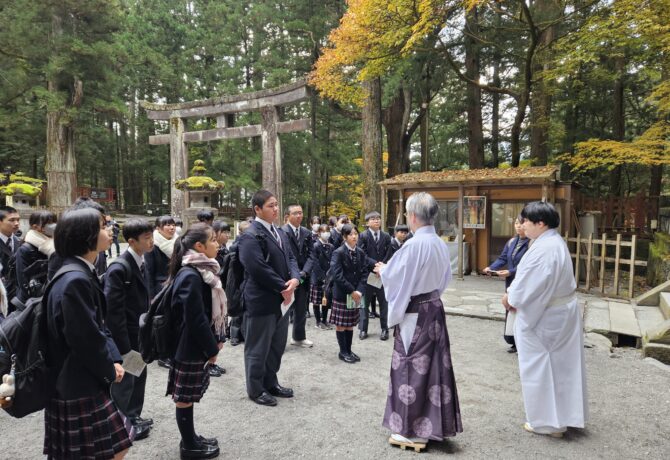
{"left": 140, "top": 80, "right": 311, "bottom": 217}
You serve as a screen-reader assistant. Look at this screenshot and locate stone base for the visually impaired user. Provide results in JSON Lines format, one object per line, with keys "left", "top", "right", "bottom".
{"left": 642, "top": 342, "right": 670, "bottom": 364}
{"left": 644, "top": 319, "right": 670, "bottom": 345}
{"left": 182, "top": 207, "right": 217, "bottom": 229}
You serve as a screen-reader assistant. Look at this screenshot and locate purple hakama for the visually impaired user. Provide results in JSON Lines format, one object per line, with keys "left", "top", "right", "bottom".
{"left": 382, "top": 290, "right": 462, "bottom": 441}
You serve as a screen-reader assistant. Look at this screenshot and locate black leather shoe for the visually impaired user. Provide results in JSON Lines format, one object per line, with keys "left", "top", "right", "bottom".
{"left": 180, "top": 440, "right": 220, "bottom": 459}
{"left": 197, "top": 435, "right": 218, "bottom": 447}
{"left": 133, "top": 423, "right": 151, "bottom": 440}
{"left": 380, "top": 329, "right": 389, "bottom": 341}
{"left": 507, "top": 345, "right": 517, "bottom": 354}
{"left": 157, "top": 358, "right": 173, "bottom": 369}
{"left": 371, "top": 311, "right": 380, "bottom": 318}
{"left": 132, "top": 416, "right": 154, "bottom": 428}
{"left": 212, "top": 364, "right": 226, "bottom": 374}
{"left": 268, "top": 384, "right": 294, "bottom": 398}
{"left": 230, "top": 338, "right": 240, "bottom": 346}
{"left": 250, "top": 391, "right": 277, "bottom": 406}
{"left": 349, "top": 351, "right": 361, "bottom": 362}
{"left": 359, "top": 331, "right": 368, "bottom": 340}
{"left": 338, "top": 352, "right": 356, "bottom": 364}
{"left": 207, "top": 366, "right": 222, "bottom": 377}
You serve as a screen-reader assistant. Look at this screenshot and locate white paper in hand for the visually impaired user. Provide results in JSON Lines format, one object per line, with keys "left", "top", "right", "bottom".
{"left": 280, "top": 293, "right": 295, "bottom": 316}
{"left": 122, "top": 350, "right": 147, "bottom": 378}
{"left": 367, "top": 272, "right": 383, "bottom": 289}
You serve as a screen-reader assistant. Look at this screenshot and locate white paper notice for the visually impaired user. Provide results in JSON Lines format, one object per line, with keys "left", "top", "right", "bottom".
{"left": 122, "top": 350, "right": 147, "bottom": 378}
{"left": 399, "top": 313, "right": 418, "bottom": 355}
{"left": 281, "top": 293, "right": 295, "bottom": 316}
{"left": 367, "top": 272, "right": 383, "bottom": 289}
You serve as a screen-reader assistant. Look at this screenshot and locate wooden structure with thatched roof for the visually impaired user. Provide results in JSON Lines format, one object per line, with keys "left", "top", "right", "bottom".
{"left": 379, "top": 166, "right": 575, "bottom": 277}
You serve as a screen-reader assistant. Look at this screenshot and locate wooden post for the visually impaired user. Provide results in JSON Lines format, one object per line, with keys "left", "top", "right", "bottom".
{"left": 575, "top": 232, "right": 581, "bottom": 285}
{"left": 585, "top": 234, "right": 593, "bottom": 291}
{"left": 629, "top": 234, "right": 637, "bottom": 298}
{"left": 261, "top": 105, "right": 282, "bottom": 218}
{"left": 614, "top": 233, "right": 622, "bottom": 296}
{"left": 169, "top": 117, "right": 188, "bottom": 218}
{"left": 599, "top": 233, "right": 607, "bottom": 294}
{"left": 457, "top": 185, "right": 464, "bottom": 280}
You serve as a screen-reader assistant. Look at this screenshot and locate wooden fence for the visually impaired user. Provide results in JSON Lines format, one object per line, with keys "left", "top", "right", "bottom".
{"left": 564, "top": 233, "right": 647, "bottom": 299}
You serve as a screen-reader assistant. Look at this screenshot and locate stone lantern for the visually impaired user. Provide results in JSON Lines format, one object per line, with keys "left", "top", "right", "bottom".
{"left": 0, "top": 171, "right": 46, "bottom": 233}
{"left": 175, "top": 160, "right": 224, "bottom": 228}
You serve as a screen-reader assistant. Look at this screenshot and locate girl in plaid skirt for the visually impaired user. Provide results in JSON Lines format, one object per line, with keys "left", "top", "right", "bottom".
{"left": 45, "top": 208, "right": 132, "bottom": 460}
{"left": 166, "top": 224, "right": 224, "bottom": 459}
{"left": 309, "top": 224, "right": 334, "bottom": 330}
{"left": 329, "top": 224, "right": 377, "bottom": 364}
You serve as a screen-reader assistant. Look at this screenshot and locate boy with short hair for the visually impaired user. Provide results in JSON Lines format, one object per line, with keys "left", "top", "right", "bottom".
{"left": 384, "top": 224, "right": 409, "bottom": 262}
{"left": 104, "top": 218, "right": 155, "bottom": 440}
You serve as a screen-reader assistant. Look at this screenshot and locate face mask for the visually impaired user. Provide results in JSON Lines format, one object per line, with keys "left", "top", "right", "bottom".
{"left": 336, "top": 223, "right": 343, "bottom": 232}
{"left": 320, "top": 231, "right": 331, "bottom": 241}
{"left": 43, "top": 223, "right": 57, "bottom": 237}
{"left": 312, "top": 224, "right": 320, "bottom": 232}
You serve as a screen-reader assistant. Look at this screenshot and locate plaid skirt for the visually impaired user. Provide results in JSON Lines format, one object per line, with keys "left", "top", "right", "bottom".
{"left": 310, "top": 281, "right": 325, "bottom": 306}
{"left": 166, "top": 359, "right": 211, "bottom": 403}
{"left": 330, "top": 298, "right": 360, "bottom": 327}
{"left": 44, "top": 392, "right": 134, "bottom": 459}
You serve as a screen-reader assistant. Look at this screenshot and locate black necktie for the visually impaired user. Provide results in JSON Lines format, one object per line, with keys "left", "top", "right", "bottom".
{"left": 374, "top": 232, "right": 378, "bottom": 243}
{"left": 271, "top": 226, "right": 281, "bottom": 248}
{"left": 140, "top": 262, "right": 146, "bottom": 279}
{"left": 295, "top": 228, "right": 299, "bottom": 240}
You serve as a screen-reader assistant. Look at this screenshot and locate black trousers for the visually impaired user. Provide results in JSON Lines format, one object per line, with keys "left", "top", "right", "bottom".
{"left": 291, "top": 283, "right": 309, "bottom": 341}
{"left": 111, "top": 366, "right": 147, "bottom": 421}
{"left": 358, "top": 286, "right": 388, "bottom": 333}
{"left": 229, "top": 315, "right": 244, "bottom": 341}
{"left": 243, "top": 312, "right": 289, "bottom": 398}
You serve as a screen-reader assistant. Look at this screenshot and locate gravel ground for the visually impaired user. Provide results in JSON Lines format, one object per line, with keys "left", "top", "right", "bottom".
{"left": 2, "top": 314, "right": 669, "bottom": 459}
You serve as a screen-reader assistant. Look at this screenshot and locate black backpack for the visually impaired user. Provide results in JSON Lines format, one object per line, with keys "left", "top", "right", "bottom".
{"left": 107, "top": 257, "right": 132, "bottom": 286}
{"left": 0, "top": 264, "right": 87, "bottom": 418}
{"left": 223, "top": 249, "right": 245, "bottom": 317}
{"left": 138, "top": 270, "right": 184, "bottom": 363}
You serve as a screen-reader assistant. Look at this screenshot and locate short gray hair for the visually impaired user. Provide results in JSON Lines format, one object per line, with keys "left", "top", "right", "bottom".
{"left": 406, "top": 192, "right": 439, "bottom": 225}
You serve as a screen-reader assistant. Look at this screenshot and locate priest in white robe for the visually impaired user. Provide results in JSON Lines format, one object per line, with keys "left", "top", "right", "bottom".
{"left": 504, "top": 201, "right": 588, "bottom": 438}
{"left": 378, "top": 192, "right": 462, "bottom": 451}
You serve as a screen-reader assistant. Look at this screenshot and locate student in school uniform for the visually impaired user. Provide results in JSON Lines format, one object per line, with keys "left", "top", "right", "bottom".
{"left": 166, "top": 223, "right": 225, "bottom": 459}
{"left": 238, "top": 190, "right": 300, "bottom": 407}
{"left": 145, "top": 215, "right": 177, "bottom": 369}
{"left": 15, "top": 210, "right": 57, "bottom": 304}
{"left": 310, "top": 224, "right": 334, "bottom": 330}
{"left": 0, "top": 205, "right": 21, "bottom": 307}
{"left": 357, "top": 211, "right": 392, "bottom": 341}
{"left": 104, "top": 219, "right": 155, "bottom": 441}
{"left": 328, "top": 215, "right": 348, "bottom": 250}
{"left": 197, "top": 210, "right": 215, "bottom": 227}
{"left": 210, "top": 219, "right": 231, "bottom": 376}
{"left": 383, "top": 224, "right": 409, "bottom": 263}
{"left": 330, "top": 224, "right": 377, "bottom": 364}
{"left": 45, "top": 207, "right": 132, "bottom": 460}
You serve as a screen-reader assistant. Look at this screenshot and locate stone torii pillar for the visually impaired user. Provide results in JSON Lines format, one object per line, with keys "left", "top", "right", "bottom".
{"left": 141, "top": 80, "right": 311, "bottom": 218}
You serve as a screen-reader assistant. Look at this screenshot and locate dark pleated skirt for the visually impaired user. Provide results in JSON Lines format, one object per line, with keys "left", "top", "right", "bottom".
{"left": 43, "top": 391, "right": 134, "bottom": 459}
{"left": 166, "top": 359, "right": 211, "bottom": 403}
{"left": 329, "top": 298, "right": 360, "bottom": 327}
{"left": 310, "top": 281, "right": 325, "bottom": 306}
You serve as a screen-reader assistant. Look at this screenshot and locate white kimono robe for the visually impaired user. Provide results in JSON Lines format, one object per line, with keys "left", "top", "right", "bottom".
{"left": 507, "top": 229, "right": 588, "bottom": 431}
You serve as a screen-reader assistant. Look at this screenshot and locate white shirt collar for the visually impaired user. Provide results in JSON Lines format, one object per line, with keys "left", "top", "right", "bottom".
{"left": 0, "top": 233, "right": 10, "bottom": 245}
{"left": 394, "top": 237, "right": 402, "bottom": 246}
{"left": 76, "top": 256, "right": 96, "bottom": 272}
{"left": 344, "top": 242, "right": 356, "bottom": 251}
{"left": 288, "top": 223, "right": 300, "bottom": 233}
{"left": 255, "top": 216, "right": 275, "bottom": 233}
{"left": 127, "top": 246, "right": 144, "bottom": 269}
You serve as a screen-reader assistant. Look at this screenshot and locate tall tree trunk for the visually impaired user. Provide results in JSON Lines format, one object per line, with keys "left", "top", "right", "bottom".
{"left": 361, "top": 78, "right": 383, "bottom": 215}
{"left": 383, "top": 86, "right": 411, "bottom": 179}
{"left": 491, "top": 55, "right": 501, "bottom": 168}
{"left": 45, "top": 12, "right": 79, "bottom": 213}
{"left": 610, "top": 55, "right": 626, "bottom": 197}
{"left": 465, "top": 7, "right": 484, "bottom": 169}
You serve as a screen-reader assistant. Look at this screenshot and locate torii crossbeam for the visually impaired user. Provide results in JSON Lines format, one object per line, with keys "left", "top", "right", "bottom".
{"left": 141, "top": 80, "right": 311, "bottom": 217}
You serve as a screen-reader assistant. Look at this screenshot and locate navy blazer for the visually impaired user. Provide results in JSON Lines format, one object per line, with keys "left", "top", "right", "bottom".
{"left": 330, "top": 245, "right": 376, "bottom": 302}
{"left": 46, "top": 257, "right": 122, "bottom": 400}
{"left": 358, "top": 228, "right": 391, "bottom": 263}
{"left": 239, "top": 221, "right": 300, "bottom": 317}
{"left": 489, "top": 236, "right": 530, "bottom": 289}
{"left": 172, "top": 266, "right": 220, "bottom": 362}
{"left": 384, "top": 238, "right": 402, "bottom": 263}
{"left": 310, "top": 239, "right": 333, "bottom": 284}
{"left": 281, "top": 224, "right": 314, "bottom": 278}
{"left": 145, "top": 245, "right": 170, "bottom": 299}
{"left": 15, "top": 242, "right": 48, "bottom": 302}
{"left": 104, "top": 251, "right": 149, "bottom": 355}
{"left": 329, "top": 229, "right": 344, "bottom": 249}
{"left": 48, "top": 251, "right": 107, "bottom": 282}
{"left": 0, "top": 234, "right": 20, "bottom": 297}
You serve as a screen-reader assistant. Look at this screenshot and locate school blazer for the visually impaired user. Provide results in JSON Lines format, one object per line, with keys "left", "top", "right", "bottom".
{"left": 0, "top": 234, "right": 19, "bottom": 294}
{"left": 358, "top": 229, "right": 391, "bottom": 263}
{"left": 104, "top": 251, "right": 149, "bottom": 355}
{"left": 329, "top": 230, "right": 343, "bottom": 249}
{"left": 238, "top": 221, "right": 300, "bottom": 317}
{"left": 46, "top": 257, "right": 122, "bottom": 400}
{"left": 15, "top": 242, "right": 48, "bottom": 302}
{"left": 145, "top": 245, "right": 170, "bottom": 299}
{"left": 489, "top": 235, "right": 530, "bottom": 289}
{"left": 281, "top": 224, "right": 314, "bottom": 278}
{"left": 330, "top": 245, "right": 376, "bottom": 302}
{"left": 384, "top": 239, "right": 402, "bottom": 263}
{"left": 172, "top": 266, "right": 219, "bottom": 362}
{"left": 310, "top": 240, "right": 333, "bottom": 284}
